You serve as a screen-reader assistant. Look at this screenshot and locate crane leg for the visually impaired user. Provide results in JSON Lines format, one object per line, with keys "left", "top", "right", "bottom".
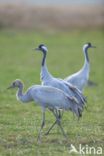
{"left": 45, "top": 120, "right": 57, "bottom": 135}
{"left": 55, "top": 112, "right": 67, "bottom": 138}
{"left": 57, "top": 119, "right": 67, "bottom": 138}
{"left": 45, "top": 109, "right": 62, "bottom": 135}
{"left": 37, "top": 109, "right": 45, "bottom": 143}
{"left": 45, "top": 110, "right": 65, "bottom": 136}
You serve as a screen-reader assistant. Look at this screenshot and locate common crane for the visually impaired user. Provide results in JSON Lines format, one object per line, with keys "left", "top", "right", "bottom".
{"left": 65, "top": 43, "right": 96, "bottom": 91}
{"left": 34, "top": 44, "right": 86, "bottom": 134}
{"left": 7, "top": 79, "right": 83, "bottom": 141}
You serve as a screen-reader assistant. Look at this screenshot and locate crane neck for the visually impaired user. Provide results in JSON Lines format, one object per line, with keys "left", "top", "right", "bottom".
{"left": 16, "top": 83, "right": 24, "bottom": 101}
{"left": 42, "top": 50, "right": 46, "bottom": 66}
{"left": 41, "top": 50, "right": 53, "bottom": 81}
{"left": 81, "top": 46, "right": 90, "bottom": 73}
{"left": 16, "top": 83, "right": 32, "bottom": 103}
{"left": 83, "top": 46, "right": 89, "bottom": 63}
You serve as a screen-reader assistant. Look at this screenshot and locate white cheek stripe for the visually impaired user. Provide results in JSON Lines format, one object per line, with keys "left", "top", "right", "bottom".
{"left": 83, "top": 44, "right": 88, "bottom": 51}
{"left": 42, "top": 46, "right": 48, "bottom": 52}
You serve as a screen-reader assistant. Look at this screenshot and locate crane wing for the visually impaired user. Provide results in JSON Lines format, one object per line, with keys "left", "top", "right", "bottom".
{"left": 63, "top": 81, "right": 87, "bottom": 108}
{"left": 66, "top": 95, "right": 83, "bottom": 118}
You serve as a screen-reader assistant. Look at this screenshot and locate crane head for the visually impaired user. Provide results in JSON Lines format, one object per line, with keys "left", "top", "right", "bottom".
{"left": 7, "top": 79, "right": 22, "bottom": 89}
{"left": 35, "top": 44, "right": 48, "bottom": 53}
{"left": 84, "top": 43, "right": 96, "bottom": 49}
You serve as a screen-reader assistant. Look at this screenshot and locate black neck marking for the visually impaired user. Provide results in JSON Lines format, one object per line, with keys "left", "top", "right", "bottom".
{"left": 85, "top": 47, "right": 89, "bottom": 63}
{"left": 42, "top": 50, "right": 47, "bottom": 66}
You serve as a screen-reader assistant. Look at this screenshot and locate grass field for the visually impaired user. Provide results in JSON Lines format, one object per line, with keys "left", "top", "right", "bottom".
{"left": 0, "top": 29, "right": 104, "bottom": 155}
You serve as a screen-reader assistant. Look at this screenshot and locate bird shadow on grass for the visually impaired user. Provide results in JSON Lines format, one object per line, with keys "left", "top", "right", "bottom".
{"left": 87, "top": 80, "right": 98, "bottom": 87}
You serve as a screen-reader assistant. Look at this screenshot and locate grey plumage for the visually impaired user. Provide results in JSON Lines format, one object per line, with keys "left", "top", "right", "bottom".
{"left": 65, "top": 43, "right": 96, "bottom": 91}
{"left": 35, "top": 44, "right": 86, "bottom": 134}
{"left": 7, "top": 79, "right": 84, "bottom": 141}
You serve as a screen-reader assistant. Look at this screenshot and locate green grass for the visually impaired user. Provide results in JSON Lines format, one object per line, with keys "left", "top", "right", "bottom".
{"left": 0, "top": 29, "right": 104, "bottom": 156}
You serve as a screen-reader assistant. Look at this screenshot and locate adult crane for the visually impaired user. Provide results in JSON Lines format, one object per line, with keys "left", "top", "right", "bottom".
{"left": 34, "top": 44, "right": 86, "bottom": 134}
{"left": 65, "top": 43, "right": 96, "bottom": 91}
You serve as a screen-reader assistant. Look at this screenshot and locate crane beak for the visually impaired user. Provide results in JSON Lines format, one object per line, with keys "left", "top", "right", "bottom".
{"left": 32, "top": 48, "right": 35, "bottom": 50}
{"left": 35, "top": 47, "right": 40, "bottom": 51}
{"left": 32, "top": 47, "right": 40, "bottom": 51}
{"left": 7, "top": 84, "right": 14, "bottom": 89}
{"left": 91, "top": 45, "right": 96, "bottom": 48}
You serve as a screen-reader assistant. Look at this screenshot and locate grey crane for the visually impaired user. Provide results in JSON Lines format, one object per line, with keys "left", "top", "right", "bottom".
{"left": 7, "top": 79, "right": 83, "bottom": 141}
{"left": 34, "top": 44, "right": 86, "bottom": 134}
{"left": 65, "top": 43, "right": 96, "bottom": 91}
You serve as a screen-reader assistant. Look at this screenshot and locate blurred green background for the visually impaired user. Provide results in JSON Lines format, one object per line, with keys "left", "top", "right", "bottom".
{"left": 0, "top": 1, "right": 104, "bottom": 155}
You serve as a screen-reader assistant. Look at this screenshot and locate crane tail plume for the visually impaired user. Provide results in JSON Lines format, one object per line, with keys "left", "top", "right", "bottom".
{"left": 66, "top": 96, "right": 83, "bottom": 118}
{"left": 64, "top": 82, "right": 87, "bottom": 108}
